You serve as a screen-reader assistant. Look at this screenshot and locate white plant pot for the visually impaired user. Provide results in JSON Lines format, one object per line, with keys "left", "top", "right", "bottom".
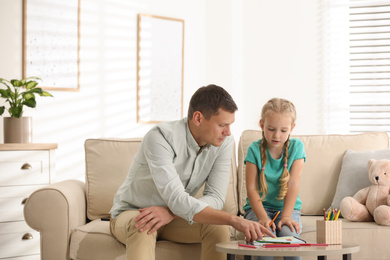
{"left": 3, "top": 117, "right": 33, "bottom": 143}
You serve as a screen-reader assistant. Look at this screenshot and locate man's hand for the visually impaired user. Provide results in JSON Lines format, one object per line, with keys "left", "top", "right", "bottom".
{"left": 232, "top": 217, "right": 276, "bottom": 243}
{"left": 134, "top": 206, "right": 175, "bottom": 234}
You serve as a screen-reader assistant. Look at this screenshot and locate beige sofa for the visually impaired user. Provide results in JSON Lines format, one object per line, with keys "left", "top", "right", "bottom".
{"left": 24, "top": 131, "right": 390, "bottom": 260}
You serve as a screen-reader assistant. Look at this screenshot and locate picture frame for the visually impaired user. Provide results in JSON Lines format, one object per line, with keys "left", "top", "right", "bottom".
{"left": 22, "top": 0, "right": 80, "bottom": 91}
{"left": 137, "top": 14, "right": 184, "bottom": 123}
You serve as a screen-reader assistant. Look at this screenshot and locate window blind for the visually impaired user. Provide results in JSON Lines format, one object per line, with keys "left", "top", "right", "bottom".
{"left": 349, "top": 1, "right": 390, "bottom": 134}
{"left": 323, "top": 0, "right": 390, "bottom": 135}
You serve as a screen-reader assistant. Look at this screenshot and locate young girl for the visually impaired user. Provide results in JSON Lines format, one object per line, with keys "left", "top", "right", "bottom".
{"left": 244, "top": 98, "right": 306, "bottom": 260}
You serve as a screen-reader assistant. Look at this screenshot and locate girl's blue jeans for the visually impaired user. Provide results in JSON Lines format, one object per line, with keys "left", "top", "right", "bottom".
{"left": 244, "top": 208, "right": 302, "bottom": 260}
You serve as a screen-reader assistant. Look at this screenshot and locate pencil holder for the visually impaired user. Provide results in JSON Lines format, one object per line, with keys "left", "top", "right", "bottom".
{"left": 316, "top": 220, "right": 342, "bottom": 244}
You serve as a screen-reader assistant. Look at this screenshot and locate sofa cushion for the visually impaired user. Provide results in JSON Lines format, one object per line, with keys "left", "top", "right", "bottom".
{"left": 85, "top": 138, "right": 142, "bottom": 220}
{"left": 237, "top": 130, "right": 389, "bottom": 216}
{"left": 85, "top": 137, "right": 238, "bottom": 220}
{"left": 330, "top": 149, "right": 390, "bottom": 211}
{"left": 70, "top": 219, "right": 126, "bottom": 260}
{"left": 237, "top": 130, "right": 262, "bottom": 216}
{"left": 70, "top": 219, "right": 202, "bottom": 260}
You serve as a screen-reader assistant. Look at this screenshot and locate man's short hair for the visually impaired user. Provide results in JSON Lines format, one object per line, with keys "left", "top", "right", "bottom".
{"left": 188, "top": 84, "right": 238, "bottom": 119}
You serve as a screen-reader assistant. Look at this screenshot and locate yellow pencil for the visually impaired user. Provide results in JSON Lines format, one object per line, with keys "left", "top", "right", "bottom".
{"left": 334, "top": 209, "right": 341, "bottom": 221}
{"left": 326, "top": 210, "right": 331, "bottom": 221}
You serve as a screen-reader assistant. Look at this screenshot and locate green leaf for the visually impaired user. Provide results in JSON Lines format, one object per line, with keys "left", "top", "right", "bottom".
{"left": 29, "top": 88, "right": 53, "bottom": 97}
{"left": 23, "top": 92, "right": 35, "bottom": 100}
{"left": 0, "top": 89, "right": 9, "bottom": 98}
{"left": 40, "top": 90, "right": 53, "bottom": 97}
{"left": 20, "top": 78, "right": 27, "bottom": 85}
{"left": 25, "top": 76, "right": 42, "bottom": 81}
{"left": 0, "top": 79, "right": 11, "bottom": 89}
{"left": 30, "top": 88, "right": 43, "bottom": 94}
{"left": 0, "top": 106, "right": 4, "bottom": 115}
{"left": 25, "top": 81, "right": 38, "bottom": 90}
{"left": 23, "top": 98, "right": 37, "bottom": 108}
{"left": 10, "top": 79, "right": 23, "bottom": 87}
{"left": 9, "top": 106, "right": 23, "bottom": 118}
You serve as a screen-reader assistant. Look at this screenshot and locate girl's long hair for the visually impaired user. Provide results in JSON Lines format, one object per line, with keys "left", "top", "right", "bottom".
{"left": 258, "top": 98, "right": 296, "bottom": 201}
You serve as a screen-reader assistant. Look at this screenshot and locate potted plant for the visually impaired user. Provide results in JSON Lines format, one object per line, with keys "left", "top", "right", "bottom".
{"left": 0, "top": 77, "right": 53, "bottom": 143}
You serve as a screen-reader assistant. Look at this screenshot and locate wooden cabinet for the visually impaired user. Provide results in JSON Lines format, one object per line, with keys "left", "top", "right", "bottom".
{"left": 0, "top": 144, "right": 57, "bottom": 260}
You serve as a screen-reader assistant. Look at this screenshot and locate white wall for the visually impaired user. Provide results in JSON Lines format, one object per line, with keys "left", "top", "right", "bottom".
{"left": 203, "top": 0, "right": 323, "bottom": 138}
{"left": 240, "top": 0, "right": 323, "bottom": 134}
{"left": 204, "top": 0, "right": 245, "bottom": 141}
{"left": 0, "top": 0, "right": 323, "bottom": 182}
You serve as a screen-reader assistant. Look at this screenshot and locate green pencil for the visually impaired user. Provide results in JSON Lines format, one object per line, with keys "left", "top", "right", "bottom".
{"left": 256, "top": 240, "right": 291, "bottom": 244}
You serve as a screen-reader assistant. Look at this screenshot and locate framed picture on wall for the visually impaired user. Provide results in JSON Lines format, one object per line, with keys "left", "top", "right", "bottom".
{"left": 23, "top": 0, "right": 80, "bottom": 91}
{"left": 137, "top": 14, "right": 184, "bottom": 123}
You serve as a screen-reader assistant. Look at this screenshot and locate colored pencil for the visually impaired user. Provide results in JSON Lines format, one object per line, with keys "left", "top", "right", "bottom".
{"left": 269, "top": 211, "right": 280, "bottom": 227}
{"left": 239, "top": 244, "right": 257, "bottom": 249}
{"left": 300, "top": 243, "right": 328, "bottom": 246}
{"left": 334, "top": 209, "right": 341, "bottom": 220}
{"left": 262, "top": 243, "right": 328, "bottom": 248}
{"left": 256, "top": 240, "right": 291, "bottom": 244}
{"left": 326, "top": 210, "right": 331, "bottom": 221}
{"left": 263, "top": 244, "right": 300, "bottom": 248}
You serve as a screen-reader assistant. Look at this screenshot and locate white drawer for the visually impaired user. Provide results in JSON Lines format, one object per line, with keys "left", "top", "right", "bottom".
{"left": 0, "top": 255, "right": 39, "bottom": 260}
{"left": 0, "top": 186, "right": 45, "bottom": 222}
{"left": 0, "top": 185, "right": 45, "bottom": 199}
{"left": 0, "top": 221, "right": 35, "bottom": 235}
{"left": 0, "top": 230, "right": 40, "bottom": 258}
{"left": 0, "top": 150, "right": 50, "bottom": 186}
{"left": 0, "top": 255, "right": 40, "bottom": 260}
{"left": 0, "top": 197, "right": 27, "bottom": 222}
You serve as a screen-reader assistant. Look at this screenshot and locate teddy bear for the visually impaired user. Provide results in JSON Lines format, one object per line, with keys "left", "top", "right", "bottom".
{"left": 340, "top": 159, "right": 390, "bottom": 226}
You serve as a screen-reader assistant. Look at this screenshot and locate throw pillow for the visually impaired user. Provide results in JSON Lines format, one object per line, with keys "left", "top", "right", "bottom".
{"left": 330, "top": 149, "right": 390, "bottom": 211}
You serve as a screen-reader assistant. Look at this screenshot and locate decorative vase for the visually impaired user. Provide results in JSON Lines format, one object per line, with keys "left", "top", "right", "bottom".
{"left": 3, "top": 117, "right": 33, "bottom": 143}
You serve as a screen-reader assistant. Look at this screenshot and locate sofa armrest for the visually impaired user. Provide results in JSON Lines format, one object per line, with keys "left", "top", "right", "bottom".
{"left": 24, "top": 180, "right": 86, "bottom": 260}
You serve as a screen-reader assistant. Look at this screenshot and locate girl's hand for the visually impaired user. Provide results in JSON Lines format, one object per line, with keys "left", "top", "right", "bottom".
{"left": 277, "top": 217, "right": 300, "bottom": 234}
{"left": 258, "top": 218, "right": 274, "bottom": 232}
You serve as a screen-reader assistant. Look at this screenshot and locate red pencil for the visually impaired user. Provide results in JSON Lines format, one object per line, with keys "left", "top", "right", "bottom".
{"left": 262, "top": 243, "right": 328, "bottom": 248}
{"left": 300, "top": 243, "right": 328, "bottom": 246}
{"left": 239, "top": 244, "right": 257, "bottom": 249}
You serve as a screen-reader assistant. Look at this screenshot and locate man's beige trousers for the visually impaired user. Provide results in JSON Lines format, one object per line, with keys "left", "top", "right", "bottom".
{"left": 110, "top": 210, "right": 230, "bottom": 260}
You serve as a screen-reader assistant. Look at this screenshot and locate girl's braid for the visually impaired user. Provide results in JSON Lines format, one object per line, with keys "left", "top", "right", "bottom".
{"left": 259, "top": 131, "right": 268, "bottom": 200}
{"left": 277, "top": 136, "right": 291, "bottom": 201}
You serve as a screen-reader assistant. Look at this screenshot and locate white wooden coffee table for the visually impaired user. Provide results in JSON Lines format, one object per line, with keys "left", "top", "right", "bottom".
{"left": 216, "top": 240, "right": 360, "bottom": 260}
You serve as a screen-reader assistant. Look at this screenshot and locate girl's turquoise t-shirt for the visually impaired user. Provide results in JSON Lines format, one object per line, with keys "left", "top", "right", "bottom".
{"left": 243, "top": 138, "right": 306, "bottom": 211}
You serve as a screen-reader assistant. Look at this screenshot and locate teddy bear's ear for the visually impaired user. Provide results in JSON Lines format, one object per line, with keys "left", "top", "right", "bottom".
{"left": 367, "top": 159, "right": 376, "bottom": 170}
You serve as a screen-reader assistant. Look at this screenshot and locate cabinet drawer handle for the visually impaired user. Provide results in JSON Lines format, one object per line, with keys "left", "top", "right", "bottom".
{"left": 22, "top": 198, "right": 28, "bottom": 205}
{"left": 22, "top": 233, "right": 33, "bottom": 240}
{"left": 21, "top": 163, "right": 32, "bottom": 170}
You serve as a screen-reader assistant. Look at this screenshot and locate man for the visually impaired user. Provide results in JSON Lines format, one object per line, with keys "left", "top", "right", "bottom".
{"left": 110, "top": 84, "right": 274, "bottom": 260}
